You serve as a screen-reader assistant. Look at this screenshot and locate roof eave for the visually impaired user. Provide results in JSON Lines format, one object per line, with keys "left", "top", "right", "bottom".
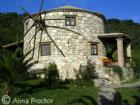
{"left": 98, "top": 33, "right": 132, "bottom": 41}
{"left": 24, "top": 7, "right": 106, "bottom": 22}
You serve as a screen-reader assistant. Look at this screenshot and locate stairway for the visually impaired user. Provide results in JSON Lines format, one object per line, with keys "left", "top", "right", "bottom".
{"left": 98, "top": 84, "right": 121, "bottom": 105}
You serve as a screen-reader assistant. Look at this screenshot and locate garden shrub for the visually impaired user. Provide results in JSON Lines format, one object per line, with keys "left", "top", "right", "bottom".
{"left": 112, "top": 66, "right": 123, "bottom": 80}
{"left": 75, "top": 60, "right": 98, "bottom": 81}
{"left": 132, "top": 65, "right": 140, "bottom": 79}
{"left": 0, "top": 48, "right": 35, "bottom": 97}
{"left": 45, "top": 63, "right": 60, "bottom": 87}
{"left": 132, "top": 50, "right": 140, "bottom": 79}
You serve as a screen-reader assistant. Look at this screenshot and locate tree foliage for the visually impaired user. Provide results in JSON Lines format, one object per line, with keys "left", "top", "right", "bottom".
{"left": 0, "top": 48, "right": 35, "bottom": 97}
{"left": 0, "top": 13, "right": 24, "bottom": 45}
{"left": 75, "top": 60, "right": 98, "bottom": 80}
{"left": 44, "top": 63, "right": 60, "bottom": 87}
{"left": 105, "top": 19, "right": 140, "bottom": 49}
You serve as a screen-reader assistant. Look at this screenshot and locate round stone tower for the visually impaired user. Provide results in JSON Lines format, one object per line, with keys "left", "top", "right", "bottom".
{"left": 24, "top": 6, "right": 106, "bottom": 79}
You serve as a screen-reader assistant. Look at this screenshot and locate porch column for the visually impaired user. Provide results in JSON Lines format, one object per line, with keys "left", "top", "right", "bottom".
{"left": 127, "top": 43, "right": 132, "bottom": 61}
{"left": 116, "top": 38, "right": 124, "bottom": 67}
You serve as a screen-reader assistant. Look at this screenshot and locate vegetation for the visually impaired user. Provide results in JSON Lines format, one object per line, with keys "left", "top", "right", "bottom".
{"left": 44, "top": 63, "right": 60, "bottom": 88}
{"left": 132, "top": 50, "right": 140, "bottom": 79}
{"left": 0, "top": 80, "right": 99, "bottom": 105}
{"left": 75, "top": 60, "right": 98, "bottom": 81}
{"left": 0, "top": 13, "right": 24, "bottom": 45}
{"left": 117, "top": 87, "right": 140, "bottom": 105}
{"left": 0, "top": 49, "right": 96, "bottom": 105}
{"left": 0, "top": 50, "right": 98, "bottom": 105}
{"left": 105, "top": 19, "right": 140, "bottom": 49}
{"left": 0, "top": 48, "right": 35, "bottom": 98}
{"left": 111, "top": 66, "right": 123, "bottom": 80}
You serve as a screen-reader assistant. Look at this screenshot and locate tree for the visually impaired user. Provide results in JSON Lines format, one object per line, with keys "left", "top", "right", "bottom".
{"left": 45, "top": 63, "right": 60, "bottom": 87}
{"left": 0, "top": 13, "right": 24, "bottom": 45}
{"left": 0, "top": 48, "right": 35, "bottom": 97}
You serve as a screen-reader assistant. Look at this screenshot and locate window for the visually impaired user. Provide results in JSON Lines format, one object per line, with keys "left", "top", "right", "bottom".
{"left": 40, "top": 43, "right": 51, "bottom": 56}
{"left": 91, "top": 43, "right": 98, "bottom": 55}
{"left": 65, "top": 16, "right": 76, "bottom": 26}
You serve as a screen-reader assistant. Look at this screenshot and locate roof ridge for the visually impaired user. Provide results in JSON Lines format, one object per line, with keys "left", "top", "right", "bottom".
{"left": 57, "top": 5, "right": 80, "bottom": 9}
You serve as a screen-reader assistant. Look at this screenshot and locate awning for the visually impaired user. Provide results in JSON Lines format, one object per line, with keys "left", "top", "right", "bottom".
{"left": 98, "top": 33, "right": 131, "bottom": 42}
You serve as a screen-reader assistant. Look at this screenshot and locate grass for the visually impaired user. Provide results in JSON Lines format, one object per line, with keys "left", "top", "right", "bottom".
{"left": 0, "top": 79, "right": 140, "bottom": 105}
{"left": 116, "top": 87, "right": 140, "bottom": 105}
{"left": 0, "top": 80, "right": 99, "bottom": 105}
{"left": 30, "top": 85, "right": 99, "bottom": 105}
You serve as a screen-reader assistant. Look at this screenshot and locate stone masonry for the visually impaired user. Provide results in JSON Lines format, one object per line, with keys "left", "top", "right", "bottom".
{"left": 24, "top": 6, "right": 132, "bottom": 80}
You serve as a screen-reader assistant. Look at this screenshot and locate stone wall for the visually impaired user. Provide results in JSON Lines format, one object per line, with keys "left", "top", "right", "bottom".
{"left": 24, "top": 9, "right": 106, "bottom": 79}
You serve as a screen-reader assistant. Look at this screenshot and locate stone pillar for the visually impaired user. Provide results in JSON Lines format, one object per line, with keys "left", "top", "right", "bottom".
{"left": 116, "top": 38, "right": 124, "bottom": 67}
{"left": 127, "top": 43, "right": 132, "bottom": 61}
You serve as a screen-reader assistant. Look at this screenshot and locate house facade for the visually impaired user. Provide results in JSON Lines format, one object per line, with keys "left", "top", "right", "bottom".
{"left": 24, "top": 6, "right": 132, "bottom": 79}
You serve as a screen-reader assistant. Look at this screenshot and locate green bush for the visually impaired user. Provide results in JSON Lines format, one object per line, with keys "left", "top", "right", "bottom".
{"left": 112, "top": 66, "right": 123, "bottom": 80}
{"left": 132, "top": 50, "right": 140, "bottom": 79}
{"left": 71, "top": 80, "right": 94, "bottom": 87}
{"left": 75, "top": 60, "right": 98, "bottom": 81}
{"left": 0, "top": 48, "right": 35, "bottom": 97}
{"left": 45, "top": 63, "right": 60, "bottom": 87}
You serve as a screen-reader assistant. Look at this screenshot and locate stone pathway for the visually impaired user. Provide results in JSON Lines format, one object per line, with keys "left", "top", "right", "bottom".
{"left": 98, "top": 80, "right": 140, "bottom": 105}
{"left": 113, "top": 81, "right": 140, "bottom": 88}
{"left": 98, "top": 87, "right": 117, "bottom": 105}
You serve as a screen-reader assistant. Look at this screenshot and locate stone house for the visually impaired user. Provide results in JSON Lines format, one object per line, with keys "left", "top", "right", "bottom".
{"left": 23, "top": 6, "right": 132, "bottom": 79}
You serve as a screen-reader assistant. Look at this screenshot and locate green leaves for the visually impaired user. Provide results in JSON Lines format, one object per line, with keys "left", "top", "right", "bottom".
{"left": 0, "top": 13, "right": 24, "bottom": 45}
{"left": 105, "top": 19, "right": 140, "bottom": 49}
{"left": 0, "top": 48, "right": 34, "bottom": 97}
{"left": 75, "top": 60, "right": 98, "bottom": 81}
{"left": 44, "top": 63, "right": 60, "bottom": 88}
{"left": 112, "top": 66, "right": 123, "bottom": 80}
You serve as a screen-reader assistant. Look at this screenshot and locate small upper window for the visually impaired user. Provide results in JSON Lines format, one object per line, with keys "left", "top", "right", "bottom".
{"left": 65, "top": 16, "right": 76, "bottom": 26}
{"left": 40, "top": 43, "right": 51, "bottom": 56}
{"left": 91, "top": 43, "right": 98, "bottom": 55}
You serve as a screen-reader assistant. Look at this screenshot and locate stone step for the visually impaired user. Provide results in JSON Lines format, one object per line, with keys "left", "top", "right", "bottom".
{"left": 99, "top": 87, "right": 118, "bottom": 105}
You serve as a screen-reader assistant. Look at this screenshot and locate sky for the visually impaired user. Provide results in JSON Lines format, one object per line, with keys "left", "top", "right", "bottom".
{"left": 0, "top": 0, "right": 140, "bottom": 23}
